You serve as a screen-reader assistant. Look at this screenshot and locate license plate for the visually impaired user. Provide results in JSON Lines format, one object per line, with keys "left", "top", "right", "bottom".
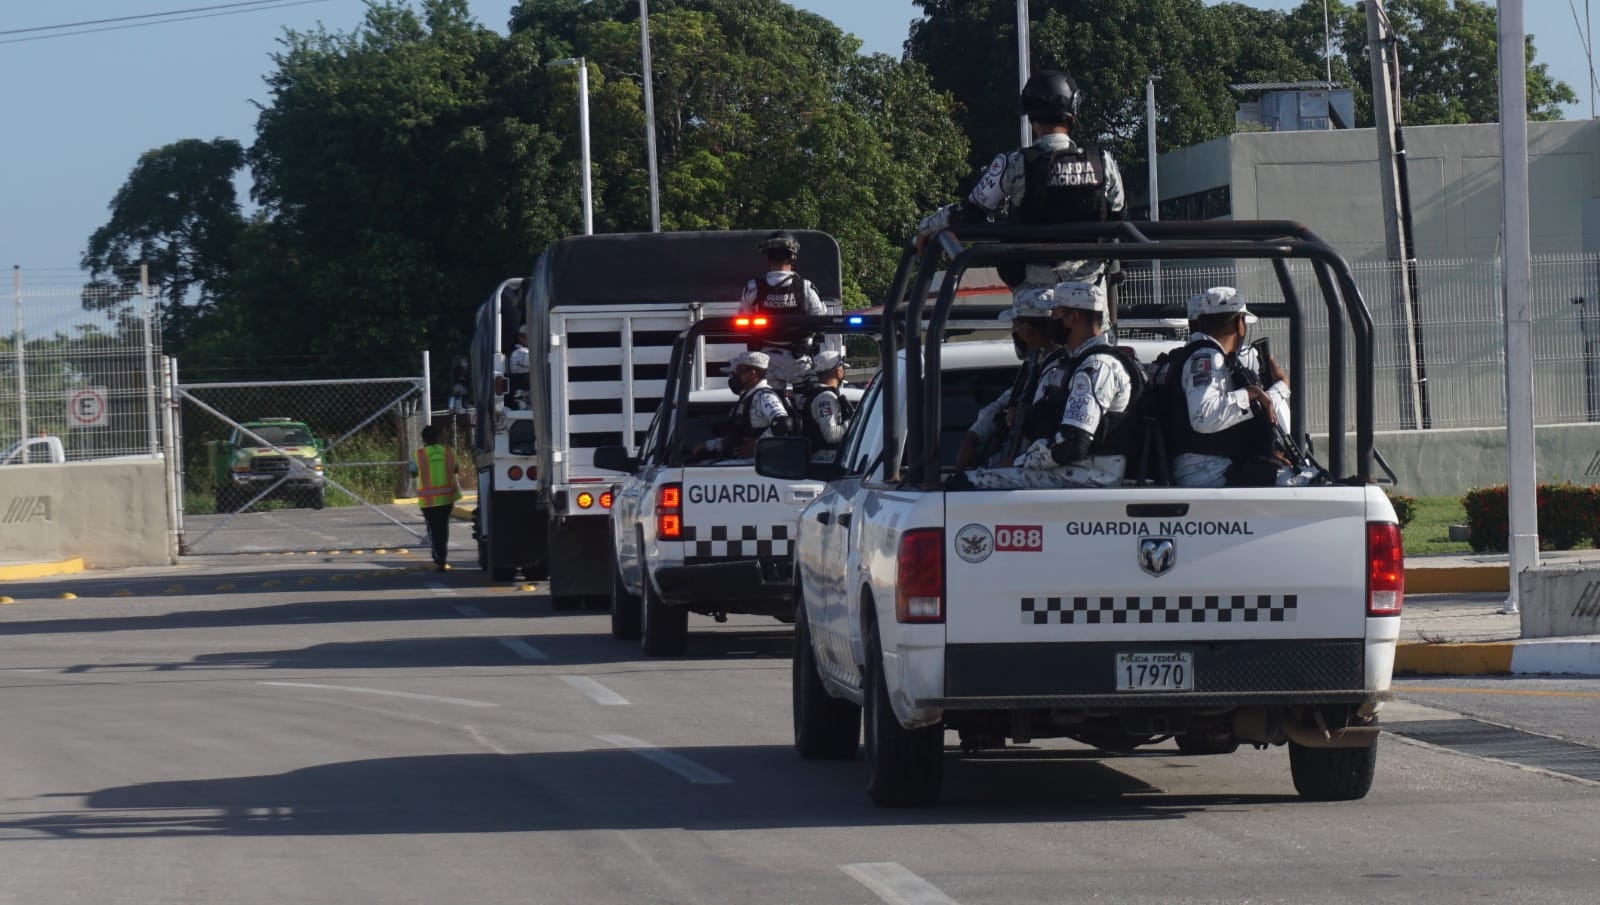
{"left": 1115, "top": 652, "right": 1194, "bottom": 692}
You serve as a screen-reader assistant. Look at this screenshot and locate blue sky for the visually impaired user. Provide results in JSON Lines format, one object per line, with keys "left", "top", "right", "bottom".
{"left": 0, "top": 0, "right": 1591, "bottom": 275}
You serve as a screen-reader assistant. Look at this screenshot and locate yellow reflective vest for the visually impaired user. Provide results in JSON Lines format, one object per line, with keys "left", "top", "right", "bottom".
{"left": 414, "top": 443, "right": 461, "bottom": 508}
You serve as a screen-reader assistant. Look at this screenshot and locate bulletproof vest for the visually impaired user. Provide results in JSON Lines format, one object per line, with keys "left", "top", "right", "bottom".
{"left": 1066, "top": 345, "right": 1145, "bottom": 457}
{"left": 1010, "top": 347, "right": 1073, "bottom": 452}
{"left": 797, "top": 384, "right": 852, "bottom": 451}
{"left": 752, "top": 273, "right": 807, "bottom": 312}
{"left": 1161, "top": 340, "right": 1273, "bottom": 460}
{"left": 996, "top": 144, "right": 1109, "bottom": 287}
{"left": 722, "top": 386, "right": 787, "bottom": 450}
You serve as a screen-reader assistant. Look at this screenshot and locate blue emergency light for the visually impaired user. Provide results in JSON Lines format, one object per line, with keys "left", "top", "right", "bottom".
{"left": 846, "top": 315, "right": 864, "bottom": 326}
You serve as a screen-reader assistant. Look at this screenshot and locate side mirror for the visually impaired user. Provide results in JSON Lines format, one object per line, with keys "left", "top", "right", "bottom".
{"left": 755, "top": 437, "right": 821, "bottom": 481}
{"left": 592, "top": 445, "right": 637, "bottom": 473}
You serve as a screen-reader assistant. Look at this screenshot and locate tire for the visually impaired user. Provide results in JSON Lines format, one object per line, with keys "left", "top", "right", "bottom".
{"left": 611, "top": 565, "right": 642, "bottom": 641}
{"left": 477, "top": 537, "right": 488, "bottom": 572}
{"left": 310, "top": 490, "right": 324, "bottom": 510}
{"left": 1289, "top": 739, "right": 1378, "bottom": 802}
{"left": 491, "top": 564, "right": 518, "bottom": 581}
{"left": 641, "top": 576, "right": 688, "bottom": 656}
{"left": 863, "top": 623, "right": 942, "bottom": 807}
{"left": 1176, "top": 732, "right": 1240, "bottom": 756}
{"left": 793, "top": 604, "right": 860, "bottom": 759}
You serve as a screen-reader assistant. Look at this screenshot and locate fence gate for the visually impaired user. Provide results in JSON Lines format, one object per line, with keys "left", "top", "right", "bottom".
{"left": 175, "top": 375, "right": 432, "bottom": 555}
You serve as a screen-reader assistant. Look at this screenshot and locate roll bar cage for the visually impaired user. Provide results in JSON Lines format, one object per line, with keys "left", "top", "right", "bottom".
{"left": 655, "top": 314, "right": 882, "bottom": 467}
{"left": 878, "top": 221, "right": 1378, "bottom": 488}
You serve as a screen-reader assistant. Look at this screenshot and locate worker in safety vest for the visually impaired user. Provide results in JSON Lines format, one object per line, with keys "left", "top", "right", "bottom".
{"left": 411, "top": 424, "right": 462, "bottom": 571}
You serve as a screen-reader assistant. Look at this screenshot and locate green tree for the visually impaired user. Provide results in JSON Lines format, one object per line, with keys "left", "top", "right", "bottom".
{"left": 80, "top": 138, "right": 246, "bottom": 345}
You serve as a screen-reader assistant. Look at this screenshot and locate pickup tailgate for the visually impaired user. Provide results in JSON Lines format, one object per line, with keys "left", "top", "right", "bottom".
{"left": 944, "top": 487, "right": 1372, "bottom": 645}
{"left": 679, "top": 466, "right": 822, "bottom": 564}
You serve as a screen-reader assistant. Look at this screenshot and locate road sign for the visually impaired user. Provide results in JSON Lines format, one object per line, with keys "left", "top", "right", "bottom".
{"left": 67, "top": 387, "right": 108, "bottom": 429}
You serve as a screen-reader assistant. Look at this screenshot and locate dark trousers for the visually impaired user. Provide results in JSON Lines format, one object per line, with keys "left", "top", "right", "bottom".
{"left": 422, "top": 504, "right": 452, "bottom": 566}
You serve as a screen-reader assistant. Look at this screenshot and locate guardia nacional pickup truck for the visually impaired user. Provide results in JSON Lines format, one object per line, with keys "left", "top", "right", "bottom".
{"left": 761, "top": 221, "right": 1402, "bottom": 807}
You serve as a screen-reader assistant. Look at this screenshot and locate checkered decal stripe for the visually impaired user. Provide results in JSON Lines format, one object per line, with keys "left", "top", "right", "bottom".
{"left": 1020, "top": 594, "right": 1298, "bottom": 625}
{"left": 680, "top": 523, "right": 791, "bottom": 561}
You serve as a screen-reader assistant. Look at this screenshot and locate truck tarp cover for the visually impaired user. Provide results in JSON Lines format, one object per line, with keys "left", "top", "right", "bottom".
{"left": 531, "top": 230, "right": 842, "bottom": 308}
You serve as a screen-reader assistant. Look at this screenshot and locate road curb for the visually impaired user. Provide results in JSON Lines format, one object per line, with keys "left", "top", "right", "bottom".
{"left": 1405, "top": 564, "right": 1508, "bottom": 594}
{"left": 0, "top": 558, "right": 85, "bottom": 581}
{"left": 1396, "top": 636, "right": 1600, "bottom": 677}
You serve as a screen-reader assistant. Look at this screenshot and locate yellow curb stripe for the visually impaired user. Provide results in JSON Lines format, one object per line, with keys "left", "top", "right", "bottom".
{"left": 0, "top": 558, "right": 85, "bottom": 581}
{"left": 1394, "top": 641, "right": 1514, "bottom": 676}
{"left": 1394, "top": 683, "right": 1600, "bottom": 700}
{"left": 1404, "top": 565, "right": 1508, "bottom": 594}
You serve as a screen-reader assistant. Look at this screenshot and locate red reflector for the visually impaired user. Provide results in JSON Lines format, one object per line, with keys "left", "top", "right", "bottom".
{"left": 507, "top": 465, "right": 523, "bottom": 480}
{"left": 1367, "top": 522, "right": 1404, "bottom": 616}
{"left": 599, "top": 492, "right": 613, "bottom": 509}
{"left": 896, "top": 528, "right": 944, "bottom": 623}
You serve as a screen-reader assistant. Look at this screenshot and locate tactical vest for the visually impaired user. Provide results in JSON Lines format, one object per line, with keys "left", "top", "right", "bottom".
{"left": 1068, "top": 345, "right": 1145, "bottom": 457}
{"left": 797, "top": 384, "right": 853, "bottom": 452}
{"left": 1009, "top": 346, "right": 1073, "bottom": 453}
{"left": 752, "top": 273, "right": 807, "bottom": 312}
{"left": 721, "top": 386, "right": 789, "bottom": 451}
{"left": 1161, "top": 340, "right": 1273, "bottom": 461}
{"left": 996, "top": 144, "right": 1109, "bottom": 286}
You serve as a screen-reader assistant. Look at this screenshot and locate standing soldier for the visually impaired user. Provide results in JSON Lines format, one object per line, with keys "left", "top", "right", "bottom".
{"left": 916, "top": 70, "right": 1126, "bottom": 297}
{"left": 411, "top": 424, "right": 462, "bottom": 571}
{"left": 795, "top": 349, "right": 854, "bottom": 460}
{"left": 741, "top": 231, "right": 827, "bottom": 387}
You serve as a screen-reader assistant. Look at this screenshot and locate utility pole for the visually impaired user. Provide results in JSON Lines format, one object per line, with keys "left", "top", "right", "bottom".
{"left": 1017, "top": 0, "right": 1031, "bottom": 147}
{"left": 1146, "top": 75, "right": 1161, "bottom": 307}
{"left": 1366, "top": 0, "right": 1423, "bottom": 430}
{"left": 640, "top": 0, "right": 661, "bottom": 232}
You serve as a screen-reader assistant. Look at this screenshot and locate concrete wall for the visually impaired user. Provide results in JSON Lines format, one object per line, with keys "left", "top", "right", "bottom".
{"left": 1314, "top": 422, "right": 1600, "bottom": 498}
{"left": 0, "top": 459, "right": 173, "bottom": 568}
{"left": 1518, "top": 565, "right": 1600, "bottom": 639}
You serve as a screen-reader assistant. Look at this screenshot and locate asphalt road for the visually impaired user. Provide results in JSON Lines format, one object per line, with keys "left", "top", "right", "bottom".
{"left": 1, "top": 558, "right": 1598, "bottom": 904}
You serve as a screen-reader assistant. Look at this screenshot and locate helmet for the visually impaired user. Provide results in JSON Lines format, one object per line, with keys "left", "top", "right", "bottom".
{"left": 758, "top": 230, "right": 801, "bottom": 258}
{"left": 1020, "top": 70, "right": 1082, "bottom": 124}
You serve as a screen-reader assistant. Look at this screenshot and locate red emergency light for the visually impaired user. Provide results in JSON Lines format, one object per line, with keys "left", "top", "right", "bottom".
{"left": 733, "top": 316, "right": 770, "bottom": 329}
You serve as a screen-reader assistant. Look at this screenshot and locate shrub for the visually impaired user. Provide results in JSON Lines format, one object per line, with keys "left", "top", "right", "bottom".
{"left": 1385, "top": 491, "right": 1417, "bottom": 528}
{"left": 1461, "top": 484, "right": 1600, "bottom": 552}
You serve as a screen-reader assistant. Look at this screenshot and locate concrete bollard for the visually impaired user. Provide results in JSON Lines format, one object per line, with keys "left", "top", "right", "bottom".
{"left": 1518, "top": 564, "right": 1600, "bottom": 638}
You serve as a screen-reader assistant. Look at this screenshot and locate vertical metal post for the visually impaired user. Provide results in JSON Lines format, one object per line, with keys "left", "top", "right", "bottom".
{"left": 140, "top": 264, "right": 160, "bottom": 456}
{"left": 162, "top": 356, "right": 182, "bottom": 560}
{"left": 13, "top": 266, "right": 26, "bottom": 445}
{"left": 1499, "top": 0, "right": 1538, "bottom": 614}
{"left": 1017, "top": 0, "right": 1031, "bottom": 147}
{"left": 1146, "top": 76, "right": 1162, "bottom": 307}
{"left": 577, "top": 59, "right": 594, "bottom": 236}
{"left": 422, "top": 350, "right": 433, "bottom": 421}
{"left": 639, "top": 0, "right": 661, "bottom": 232}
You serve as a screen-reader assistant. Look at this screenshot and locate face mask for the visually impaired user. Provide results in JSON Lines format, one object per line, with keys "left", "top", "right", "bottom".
{"left": 727, "top": 375, "right": 744, "bottom": 394}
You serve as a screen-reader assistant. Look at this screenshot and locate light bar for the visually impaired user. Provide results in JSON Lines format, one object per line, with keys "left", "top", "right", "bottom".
{"left": 846, "top": 315, "right": 864, "bottom": 326}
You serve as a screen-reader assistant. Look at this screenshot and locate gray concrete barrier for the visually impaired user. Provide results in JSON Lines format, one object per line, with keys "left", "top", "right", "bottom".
{"left": 1518, "top": 564, "right": 1600, "bottom": 638}
{"left": 0, "top": 459, "right": 173, "bottom": 568}
{"left": 1314, "top": 422, "right": 1600, "bottom": 498}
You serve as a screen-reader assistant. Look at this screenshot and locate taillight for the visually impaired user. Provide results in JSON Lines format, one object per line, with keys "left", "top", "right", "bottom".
{"left": 895, "top": 528, "right": 944, "bottom": 623}
{"left": 576, "top": 492, "right": 594, "bottom": 509}
{"left": 1367, "top": 521, "right": 1404, "bottom": 616}
{"left": 658, "top": 482, "right": 682, "bottom": 540}
{"left": 599, "top": 492, "right": 613, "bottom": 509}
{"left": 507, "top": 465, "right": 523, "bottom": 480}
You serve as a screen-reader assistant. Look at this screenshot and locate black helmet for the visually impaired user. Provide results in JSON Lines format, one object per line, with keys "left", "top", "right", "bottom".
{"left": 1020, "top": 70, "right": 1082, "bottom": 125}
{"left": 758, "top": 230, "right": 801, "bottom": 258}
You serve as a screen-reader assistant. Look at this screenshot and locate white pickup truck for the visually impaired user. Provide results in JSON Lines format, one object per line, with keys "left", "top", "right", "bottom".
{"left": 761, "top": 221, "right": 1402, "bottom": 807}
{"left": 597, "top": 314, "right": 870, "bottom": 655}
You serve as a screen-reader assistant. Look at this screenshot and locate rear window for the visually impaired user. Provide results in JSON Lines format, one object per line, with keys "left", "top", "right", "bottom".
{"left": 939, "top": 367, "right": 1017, "bottom": 468}
{"left": 509, "top": 420, "right": 536, "bottom": 456}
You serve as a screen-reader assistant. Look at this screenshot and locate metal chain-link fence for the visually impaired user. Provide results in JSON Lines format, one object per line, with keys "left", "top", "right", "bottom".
{"left": 1, "top": 267, "right": 162, "bottom": 461}
{"left": 176, "top": 374, "right": 434, "bottom": 555}
{"left": 1119, "top": 254, "right": 1600, "bottom": 433}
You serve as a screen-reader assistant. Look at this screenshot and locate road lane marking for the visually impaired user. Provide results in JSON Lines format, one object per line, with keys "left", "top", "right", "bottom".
{"left": 499, "top": 638, "right": 548, "bottom": 661}
{"left": 454, "top": 604, "right": 484, "bottom": 617}
{"left": 259, "top": 681, "right": 497, "bottom": 708}
{"left": 426, "top": 582, "right": 456, "bottom": 597}
{"left": 841, "top": 863, "right": 962, "bottom": 905}
{"left": 595, "top": 734, "right": 731, "bottom": 784}
{"left": 561, "top": 676, "right": 629, "bottom": 706}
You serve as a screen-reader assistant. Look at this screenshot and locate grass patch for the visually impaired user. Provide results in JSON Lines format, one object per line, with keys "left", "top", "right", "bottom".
{"left": 1403, "top": 496, "right": 1471, "bottom": 556}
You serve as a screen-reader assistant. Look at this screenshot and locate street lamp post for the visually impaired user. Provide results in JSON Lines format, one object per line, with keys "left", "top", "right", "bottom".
{"left": 1016, "top": 0, "right": 1031, "bottom": 147}
{"left": 639, "top": 0, "right": 661, "bottom": 232}
{"left": 547, "top": 57, "right": 593, "bottom": 236}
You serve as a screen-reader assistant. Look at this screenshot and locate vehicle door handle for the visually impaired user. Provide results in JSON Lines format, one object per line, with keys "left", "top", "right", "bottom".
{"left": 837, "top": 513, "right": 852, "bottom": 528}
{"left": 816, "top": 512, "right": 831, "bottom": 525}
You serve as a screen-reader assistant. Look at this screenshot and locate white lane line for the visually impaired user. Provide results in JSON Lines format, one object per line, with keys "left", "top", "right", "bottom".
{"left": 561, "top": 676, "right": 630, "bottom": 706}
{"left": 259, "top": 681, "right": 497, "bottom": 708}
{"left": 499, "top": 638, "right": 548, "bottom": 661}
{"left": 840, "top": 863, "right": 963, "bottom": 905}
{"left": 454, "top": 604, "right": 484, "bottom": 617}
{"left": 425, "top": 582, "right": 456, "bottom": 596}
{"left": 595, "top": 734, "right": 731, "bottom": 785}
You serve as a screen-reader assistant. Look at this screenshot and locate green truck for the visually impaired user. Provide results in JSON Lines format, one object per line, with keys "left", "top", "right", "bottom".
{"left": 208, "top": 418, "right": 327, "bottom": 512}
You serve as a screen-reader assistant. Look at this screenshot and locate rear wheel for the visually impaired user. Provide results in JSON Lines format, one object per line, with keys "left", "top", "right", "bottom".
{"left": 863, "top": 622, "right": 942, "bottom": 807}
{"left": 611, "top": 562, "right": 642, "bottom": 641}
{"left": 641, "top": 577, "right": 688, "bottom": 656}
{"left": 1289, "top": 739, "right": 1378, "bottom": 801}
{"left": 793, "top": 603, "right": 860, "bottom": 759}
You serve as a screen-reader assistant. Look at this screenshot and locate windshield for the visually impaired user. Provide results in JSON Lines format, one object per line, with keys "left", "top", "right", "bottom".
{"left": 250, "top": 425, "right": 313, "bottom": 446}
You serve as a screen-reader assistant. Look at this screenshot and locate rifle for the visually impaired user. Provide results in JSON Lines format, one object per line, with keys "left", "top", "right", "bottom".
{"left": 975, "top": 351, "right": 1035, "bottom": 467}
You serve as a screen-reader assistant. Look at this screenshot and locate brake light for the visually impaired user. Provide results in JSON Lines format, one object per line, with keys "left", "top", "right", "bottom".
{"left": 895, "top": 529, "right": 944, "bottom": 623}
{"left": 576, "top": 492, "right": 594, "bottom": 509}
{"left": 507, "top": 465, "right": 523, "bottom": 480}
{"left": 658, "top": 482, "right": 682, "bottom": 540}
{"left": 734, "top": 316, "right": 770, "bottom": 329}
{"left": 1367, "top": 522, "right": 1404, "bottom": 616}
{"left": 599, "top": 492, "right": 613, "bottom": 509}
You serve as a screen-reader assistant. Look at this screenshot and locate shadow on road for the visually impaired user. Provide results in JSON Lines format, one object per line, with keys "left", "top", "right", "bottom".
{"left": 3, "top": 745, "right": 1286, "bottom": 839}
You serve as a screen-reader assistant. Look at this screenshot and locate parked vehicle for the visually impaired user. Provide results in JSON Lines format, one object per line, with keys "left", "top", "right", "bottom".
{"left": 207, "top": 418, "right": 326, "bottom": 511}
{"left": 0, "top": 435, "right": 66, "bottom": 465}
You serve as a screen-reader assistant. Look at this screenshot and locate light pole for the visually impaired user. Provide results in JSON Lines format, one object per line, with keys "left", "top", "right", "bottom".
{"left": 1016, "top": 0, "right": 1031, "bottom": 147}
{"left": 639, "top": 0, "right": 661, "bottom": 232}
{"left": 1146, "top": 75, "right": 1161, "bottom": 307}
{"left": 547, "top": 57, "right": 593, "bottom": 236}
